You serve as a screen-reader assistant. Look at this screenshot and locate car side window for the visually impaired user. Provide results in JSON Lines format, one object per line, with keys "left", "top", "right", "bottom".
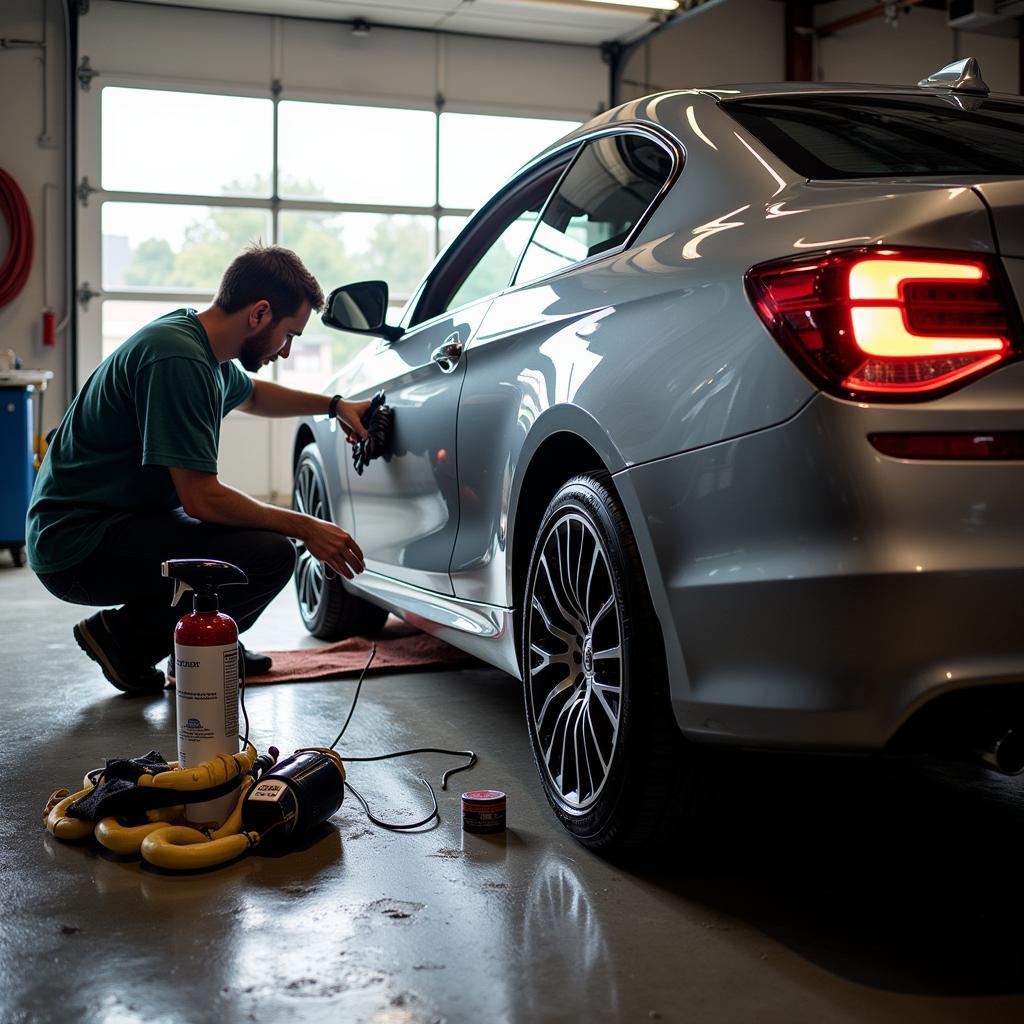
{"left": 409, "top": 159, "right": 570, "bottom": 327}
{"left": 514, "top": 132, "right": 674, "bottom": 285}
{"left": 444, "top": 214, "right": 541, "bottom": 315}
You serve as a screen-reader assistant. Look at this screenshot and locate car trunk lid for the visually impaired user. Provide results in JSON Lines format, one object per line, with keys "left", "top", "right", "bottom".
{"left": 973, "top": 181, "right": 1024, "bottom": 258}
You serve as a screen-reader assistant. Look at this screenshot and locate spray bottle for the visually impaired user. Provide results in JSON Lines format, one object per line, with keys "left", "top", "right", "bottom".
{"left": 162, "top": 558, "right": 247, "bottom": 828}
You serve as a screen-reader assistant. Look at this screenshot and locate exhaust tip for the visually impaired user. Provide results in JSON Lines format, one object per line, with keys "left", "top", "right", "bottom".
{"left": 980, "top": 728, "right": 1024, "bottom": 776}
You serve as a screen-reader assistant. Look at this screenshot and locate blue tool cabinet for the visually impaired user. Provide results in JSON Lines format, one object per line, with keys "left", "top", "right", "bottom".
{"left": 0, "top": 385, "right": 35, "bottom": 566}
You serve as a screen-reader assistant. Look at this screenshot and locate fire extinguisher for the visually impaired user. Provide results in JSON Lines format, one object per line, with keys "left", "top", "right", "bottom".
{"left": 162, "top": 558, "right": 247, "bottom": 828}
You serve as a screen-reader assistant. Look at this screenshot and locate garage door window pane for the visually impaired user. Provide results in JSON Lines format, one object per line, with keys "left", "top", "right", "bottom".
{"left": 102, "top": 88, "right": 272, "bottom": 197}
{"left": 278, "top": 211, "right": 435, "bottom": 302}
{"left": 101, "top": 299, "right": 205, "bottom": 361}
{"left": 103, "top": 203, "right": 272, "bottom": 293}
{"left": 438, "top": 215, "right": 469, "bottom": 254}
{"left": 272, "top": 318, "right": 382, "bottom": 394}
{"left": 279, "top": 102, "right": 436, "bottom": 206}
{"left": 440, "top": 113, "right": 578, "bottom": 210}
{"left": 516, "top": 134, "right": 673, "bottom": 284}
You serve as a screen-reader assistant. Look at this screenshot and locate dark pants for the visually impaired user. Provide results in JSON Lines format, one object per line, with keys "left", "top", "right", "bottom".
{"left": 38, "top": 509, "right": 297, "bottom": 666}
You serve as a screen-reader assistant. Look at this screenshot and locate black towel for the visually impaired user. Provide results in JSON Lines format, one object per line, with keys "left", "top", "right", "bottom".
{"left": 352, "top": 401, "right": 393, "bottom": 476}
{"left": 67, "top": 750, "right": 243, "bottom": 824}
{"left": 67, "top": 751, "right": 173, "bottom": 823}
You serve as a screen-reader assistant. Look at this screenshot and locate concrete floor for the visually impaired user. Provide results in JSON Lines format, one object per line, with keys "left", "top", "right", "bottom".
{"left": 5, "top": 562, "right": 1024, "bottom": 1023}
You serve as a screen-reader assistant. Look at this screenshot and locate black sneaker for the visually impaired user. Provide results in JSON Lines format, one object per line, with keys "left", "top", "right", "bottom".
{"left": 240, "top": 643, "right": 272, "bottom": 677}
{"left": 73, "top": 611, "right": 166, "bottom": 695}
{"left": 165, "top": 642, "right": 272, "bottom": 680}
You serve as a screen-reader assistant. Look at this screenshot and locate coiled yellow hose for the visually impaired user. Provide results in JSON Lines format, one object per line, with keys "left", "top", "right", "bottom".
{"left": 44, "top": 744, "right": 269, "bottom": 870}
{"left": 138, "top": 744, "right": 258, "bottom": 791}
{"left": 95, "top": 805, "right": 184, "bottom": 856}
{"left": 44, "top": 786, "right": 95, "bottom": 842}
{"left": 141, "top": 825, "right": 258, "bottom": 870}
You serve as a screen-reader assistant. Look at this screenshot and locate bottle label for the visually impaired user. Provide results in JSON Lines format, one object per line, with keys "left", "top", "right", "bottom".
{"left": 175, "top": 642, "right": 239, "bottom": 827}
{"left": 175, "top": 643, "right": 239, "bottom": 768}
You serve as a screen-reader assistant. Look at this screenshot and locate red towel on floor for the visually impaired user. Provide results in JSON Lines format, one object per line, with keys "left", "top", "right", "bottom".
{"left": 168, "top": 619, "right": 479, "bottom": 686}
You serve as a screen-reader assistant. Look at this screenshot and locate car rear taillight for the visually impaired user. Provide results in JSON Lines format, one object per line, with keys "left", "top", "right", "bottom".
{"left": 745, "top": 248, "right": 1021, "bottom": 401}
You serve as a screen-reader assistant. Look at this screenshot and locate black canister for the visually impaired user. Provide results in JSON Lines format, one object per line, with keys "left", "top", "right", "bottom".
{"left": 242, "top": 748, "right": 345, "bottom": 844}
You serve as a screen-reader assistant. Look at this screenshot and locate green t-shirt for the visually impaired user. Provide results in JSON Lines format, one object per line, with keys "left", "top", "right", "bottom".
{"left": 27, "top": 308, "right": 254, "bottom": 574}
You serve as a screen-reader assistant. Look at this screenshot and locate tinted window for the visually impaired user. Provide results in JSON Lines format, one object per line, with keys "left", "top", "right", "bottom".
{"left": 723, "top": 95, "right": 1024, "bottom": 179}
{"left": 410, "top": 161, "right": 568, "bottom": 326}
{"left": 444, "top": 214, "right": 541, "bottom": 314}
{"left": 515, "top": 133, "right": 673, "bottom": 284}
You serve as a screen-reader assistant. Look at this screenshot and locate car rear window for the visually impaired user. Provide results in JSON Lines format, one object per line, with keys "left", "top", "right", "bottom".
{"left": 722, "top": 94, "right": 1024, "bottom": 179}
{"left": 514, "top": 133, "right": 674, "bottom": 283}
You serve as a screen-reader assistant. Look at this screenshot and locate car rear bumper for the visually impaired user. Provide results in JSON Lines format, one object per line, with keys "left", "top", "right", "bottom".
{"left": 619, "top": 368, "right": 1024, "bottom": 751}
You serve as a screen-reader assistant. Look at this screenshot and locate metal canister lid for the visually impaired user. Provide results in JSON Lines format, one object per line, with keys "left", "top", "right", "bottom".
{"left": 461, "top": 789, "right": 506, "bottom": 834}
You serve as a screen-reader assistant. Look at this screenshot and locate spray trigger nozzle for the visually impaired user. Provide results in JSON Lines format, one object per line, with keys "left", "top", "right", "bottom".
{"left": 162, "top": 562, "right": 197, "bottom": 607}
{"left": 162, "top": 559, "right": 248, "bottom": 612}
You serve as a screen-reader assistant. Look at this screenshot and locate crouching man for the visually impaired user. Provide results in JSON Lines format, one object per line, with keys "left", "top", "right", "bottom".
{"left": 27, "top": 243, "right": 368, "bottom": 694}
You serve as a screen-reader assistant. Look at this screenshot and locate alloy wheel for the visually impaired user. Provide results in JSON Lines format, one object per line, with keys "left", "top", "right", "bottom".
{"left": 293, "top": 458, "right": 327, "bottom": 625}
{"left": 526, "top": 511, "right": 623, "bottom": 813}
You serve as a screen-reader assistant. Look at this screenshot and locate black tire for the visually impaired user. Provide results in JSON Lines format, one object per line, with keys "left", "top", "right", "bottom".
{"left": 293, "top": 443, "right": 389, "bottom": 641}
{"left": 521, "top": 473, "right": 709, "bottom": 852}
{"left": 9, "top": 545, "right": 26, "bottom": 568}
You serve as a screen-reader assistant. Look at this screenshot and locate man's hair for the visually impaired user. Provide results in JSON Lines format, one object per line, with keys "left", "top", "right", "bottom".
{"left": 214, "top": 243, "right": 324, "bottom": 319}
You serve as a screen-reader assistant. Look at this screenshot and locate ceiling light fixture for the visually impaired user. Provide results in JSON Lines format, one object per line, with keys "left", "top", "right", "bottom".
{"left": 574, "top": 0, "right": 681, "bottom": 8}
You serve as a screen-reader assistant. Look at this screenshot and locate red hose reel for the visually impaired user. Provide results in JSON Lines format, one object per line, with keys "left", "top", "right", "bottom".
{"left": 0, "top": 168, "right": 34, "bottom": 310}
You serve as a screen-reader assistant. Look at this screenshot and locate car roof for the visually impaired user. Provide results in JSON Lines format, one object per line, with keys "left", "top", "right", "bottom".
{"left": 530, "top": 82, "right": 1024, "bottom": 157}
{"left": 511, "top": 76, "right": 1024, "bottom": 203}
{"left": 610, "top": 81, "right": 1024, "bottom": 108}
{"left": 694, "top": 82, "right": 1024, "bottom": 101}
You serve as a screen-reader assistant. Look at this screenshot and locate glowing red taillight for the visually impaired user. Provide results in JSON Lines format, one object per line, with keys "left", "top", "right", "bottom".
{"left": 745, "top": 248, "right": 1020, "bottom": 400}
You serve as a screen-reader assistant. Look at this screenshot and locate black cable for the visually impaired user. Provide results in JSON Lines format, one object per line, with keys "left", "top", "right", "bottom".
{"left": 325, "top": 644, "right": 477, "bottom": 829}
{"left": 344, "top": 778, "right": 439, "bottom": 831}
{"left": 340, "top": 752, "right": 474, "bottom": 830}
{"left": 238, "top": 642, "right": 250, "bottom": 751}
{"left": 338, "top": 749, "right": 476, "bottom": 831}
{"left": 328, "top": 644, "right": 376, "bottom": 750}
{"left": 341, "top": 747, "right": 477, "bottom": 790}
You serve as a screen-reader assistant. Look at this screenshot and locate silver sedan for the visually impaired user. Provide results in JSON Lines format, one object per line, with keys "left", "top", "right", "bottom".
{"left": 292, "top": 58, "right": 1024, "bottom": 850}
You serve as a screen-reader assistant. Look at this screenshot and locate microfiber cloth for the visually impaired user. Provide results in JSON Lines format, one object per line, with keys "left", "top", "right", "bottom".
{"left": 66, "top": 750, "right": 236, "bottom": 823}
{"left": 67, "top": 751, "right": 172, "bottom": 823}
{"left": 352, "top": 399, "right": 393, "bottom": 475}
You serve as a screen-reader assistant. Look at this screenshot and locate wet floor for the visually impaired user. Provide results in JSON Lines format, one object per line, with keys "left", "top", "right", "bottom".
{"left": 4, "top": 561, "right": 1024, "bottom": 1022}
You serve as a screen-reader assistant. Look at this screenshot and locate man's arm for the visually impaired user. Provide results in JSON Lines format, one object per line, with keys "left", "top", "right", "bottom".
{"left": 168, "top": 467, "right": 365, "bottom": 579}
{"left": 237, "top": 379, "right": 369, "bottom": 440}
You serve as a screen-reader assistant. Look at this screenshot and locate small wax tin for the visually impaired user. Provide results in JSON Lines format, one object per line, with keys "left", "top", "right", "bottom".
{"left": 461, "top": 789, "right": 507, "bottom": 834}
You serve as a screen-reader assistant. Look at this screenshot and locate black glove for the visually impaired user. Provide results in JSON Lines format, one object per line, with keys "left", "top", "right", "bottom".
{"left": 352, "top": 391, "right": 393, "bottom": 476}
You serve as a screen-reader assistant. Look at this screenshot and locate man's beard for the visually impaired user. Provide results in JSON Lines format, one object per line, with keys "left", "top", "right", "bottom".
{"left": 239, "top": 321, "right": 276, "bottom": 372}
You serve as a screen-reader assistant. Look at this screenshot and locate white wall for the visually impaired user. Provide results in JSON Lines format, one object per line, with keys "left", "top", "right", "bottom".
{"left": 620, "top": 0, "right": 786, "bottom": 99}
{"left": 620, "top": 0, "right": 1018, "bottom": 97}
{"left": 0, "top": 0, "right": 69, "bottom": 431}
{"left": 815, "top": 0, "right": 1018, "bottom": 91}
{"left": 79, "top": 1, "right": 604, "bottom": 119}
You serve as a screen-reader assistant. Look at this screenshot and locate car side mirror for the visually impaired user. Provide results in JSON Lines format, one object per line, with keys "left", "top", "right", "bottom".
{"left": 322, "top": 281, "right": 403, "bottom": 342}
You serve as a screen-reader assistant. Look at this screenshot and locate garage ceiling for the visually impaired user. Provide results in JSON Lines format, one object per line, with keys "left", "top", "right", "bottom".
{"left": 122, "top": 0, "right": 679, "bottom": 45}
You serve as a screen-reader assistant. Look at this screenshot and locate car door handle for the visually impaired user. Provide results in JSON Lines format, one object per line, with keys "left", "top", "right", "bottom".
{"left": 431, "top": 333, "right": 463, "bottom": 374}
